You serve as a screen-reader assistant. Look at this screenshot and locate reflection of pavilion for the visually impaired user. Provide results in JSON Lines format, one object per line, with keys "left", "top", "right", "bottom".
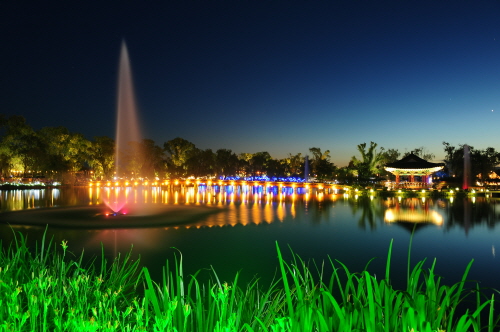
{"left": 384, "top": 197, "right": 444, "bottom": 231}
{"left": 384, "top": 153, "right": 444, "bottom": 189}
{"left": 384, "top": 209, "right": 443, "bottom": 225}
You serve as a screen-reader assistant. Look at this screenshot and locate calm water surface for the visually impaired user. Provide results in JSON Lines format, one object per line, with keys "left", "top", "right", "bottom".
{"left": 1, "top": 186, "right": 500, "bottom": 291}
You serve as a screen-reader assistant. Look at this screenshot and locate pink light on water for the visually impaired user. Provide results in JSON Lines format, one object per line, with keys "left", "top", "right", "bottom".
{"left": 102, "top": 187, "right": 128, "bottom": 213}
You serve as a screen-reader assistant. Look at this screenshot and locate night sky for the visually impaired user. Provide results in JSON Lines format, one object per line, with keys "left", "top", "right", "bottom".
{"left": 1, "top": 1, "right": 500, "bottom": 166}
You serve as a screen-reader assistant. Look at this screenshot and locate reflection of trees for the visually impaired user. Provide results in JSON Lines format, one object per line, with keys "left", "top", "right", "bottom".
{"left": 347, "top": 196, "right": 385, "bottom": 230}
{"left": 305, "top": 198, "right": 337, "bottom": 225}
{"left": 445, "top": 198, "right": 500, "bottom": 232}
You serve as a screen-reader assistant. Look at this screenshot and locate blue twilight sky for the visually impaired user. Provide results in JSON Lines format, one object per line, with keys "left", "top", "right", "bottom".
{"left": 1, "top": 1, "right": 500, "bottom": 166}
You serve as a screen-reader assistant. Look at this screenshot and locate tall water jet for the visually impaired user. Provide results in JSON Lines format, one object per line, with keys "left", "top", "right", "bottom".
{"left": 104, "top": 41, "right": 144, "bottom": 214}
{"left": 463, "top": 144, "right": 471, "bottom": 190}
{"left": 115, "top": 41, "right": 143, "bottom": 179}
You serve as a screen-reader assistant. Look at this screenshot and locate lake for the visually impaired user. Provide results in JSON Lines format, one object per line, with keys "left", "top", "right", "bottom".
{"left": 1, "top": 186, "right": 499, "bottom": 292}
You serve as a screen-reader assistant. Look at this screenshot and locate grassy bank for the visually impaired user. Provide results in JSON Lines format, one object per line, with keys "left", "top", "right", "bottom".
{"left": 0, "top": 230, "right": 498, "bottom": 332}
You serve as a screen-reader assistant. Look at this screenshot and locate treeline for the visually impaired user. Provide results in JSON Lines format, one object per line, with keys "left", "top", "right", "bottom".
{"left": 1, "top": 114, "right": 499, "bottom": 184}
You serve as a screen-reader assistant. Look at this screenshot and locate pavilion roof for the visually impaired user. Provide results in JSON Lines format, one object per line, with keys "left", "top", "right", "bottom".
{"left": 384, "top": 153, "right": 445, "bottom": 170}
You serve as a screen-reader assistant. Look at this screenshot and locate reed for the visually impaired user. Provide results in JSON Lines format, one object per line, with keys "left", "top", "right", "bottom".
{"left": 0, "top": 228, "right": 498, "bottom": 331}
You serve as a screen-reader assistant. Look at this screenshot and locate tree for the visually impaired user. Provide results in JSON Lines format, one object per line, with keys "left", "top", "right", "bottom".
{"left": 37, "top": 127, "right": 92, "bottom": 182}
{"left": 249, "top": 152, "right": 272, "bottom": 176}
{"left": 0, "top": 115, "right": 36, "bottom": 177}
{"left": 350, "top": 142, "right": 385, "bottom": 181}
{"left": 335, "top": 166, "right": 356, "bottom": 184}
{"left": 378, "top": 148, "right": 400, "bottom": 179}
{"left": 379, "top": 148, "right": 400, "bottom": 165}
{"left": 215, "top": 149, "right": 240, "bottom": 177}
{"left": 164, "top": 137, "right": 196, "bottom": 167}
{"left": 404, "top": 147, "right": 435, "bottom": 161}
{"left": 443, "top": 142, "right": 464, "bottom": 178}
{"left": 309, "top": 147, "right": 336, "bottom": 181}
{"left": 285, "top": 152, "right": 303, "bottom": 176}
{"left": 89, "top": 136, "right": 115, "bottom": 180}
{"left": 164, "top": 137, "right": 196, "bottom": 177}
{"left": 442, "top": 142, "right": 500, "bottom": 184}
{"left": 266, "top": 158, "right": 287, "bottom": 177}
{"left": 140, "top": 139, "right": 166, "bottom": 179}
{"left": 186, "top": 148, "right": 215, "bottom": 177}
{"left": 65, "top": 132, "right": 92, "bottom": 174}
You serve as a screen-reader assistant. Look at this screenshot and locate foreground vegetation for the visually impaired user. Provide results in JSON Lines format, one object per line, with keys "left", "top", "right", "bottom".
{"left": 1, "top": 230, "right": 499, "bottom": 331}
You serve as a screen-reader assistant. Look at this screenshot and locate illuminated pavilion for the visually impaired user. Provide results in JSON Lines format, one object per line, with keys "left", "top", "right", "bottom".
{"left": 384, "top": 153, "right": 445, "bottom": 189}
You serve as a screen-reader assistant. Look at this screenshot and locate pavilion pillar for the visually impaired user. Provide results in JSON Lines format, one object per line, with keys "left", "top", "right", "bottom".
{"left": 395, "top": 174, "right": 400, "bottom": 185}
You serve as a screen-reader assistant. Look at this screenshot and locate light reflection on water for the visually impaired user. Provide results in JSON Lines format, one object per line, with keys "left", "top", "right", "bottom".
{"left": 1, "top": 186, "right": 500, "bottom": 290}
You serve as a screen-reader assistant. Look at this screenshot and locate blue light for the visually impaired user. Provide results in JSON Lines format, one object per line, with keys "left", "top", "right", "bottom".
{"left": 219, "top": 175, "right": 306, "bottom": 183}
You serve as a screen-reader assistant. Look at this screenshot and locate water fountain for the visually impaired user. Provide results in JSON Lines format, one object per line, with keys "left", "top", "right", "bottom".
{"left": 463, "top": 144, "right": 471, "bottom": 190}
{"left": 1, "top": 41, "right": 222, "bottom": 229}
{"left": 114, "top": 41, "right": 143, "bottom": 179}
{"left": 102, "top": 41, "right": 144, "bottom": 215}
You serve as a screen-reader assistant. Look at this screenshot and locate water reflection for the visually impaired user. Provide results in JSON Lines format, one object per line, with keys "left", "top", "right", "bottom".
{"left": 444, "top": 197, "right": 500, "bottom": 233}
{"left": 2, "top": 186, "right": 500, "bottom": 291}
{"left": 383, "top": 197, "right": 444, "bottom": 233}
{"left": 346, "top": 196, "right": 386, "bottom": 230}
{"left": 0, "top": 189, "right": 61, "bottom": 211}
{"left": 2, "top": 186, "right": 500, "bottom": 235}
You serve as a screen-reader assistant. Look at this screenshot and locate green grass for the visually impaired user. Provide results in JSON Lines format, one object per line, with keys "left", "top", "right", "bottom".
{"left": 0, "top": 229, "right": 499, "bottom": 331}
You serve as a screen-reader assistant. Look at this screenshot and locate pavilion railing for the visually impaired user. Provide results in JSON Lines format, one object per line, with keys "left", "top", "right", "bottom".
{"left": 392, "top": 182, "right": 431, "bottom": 189}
